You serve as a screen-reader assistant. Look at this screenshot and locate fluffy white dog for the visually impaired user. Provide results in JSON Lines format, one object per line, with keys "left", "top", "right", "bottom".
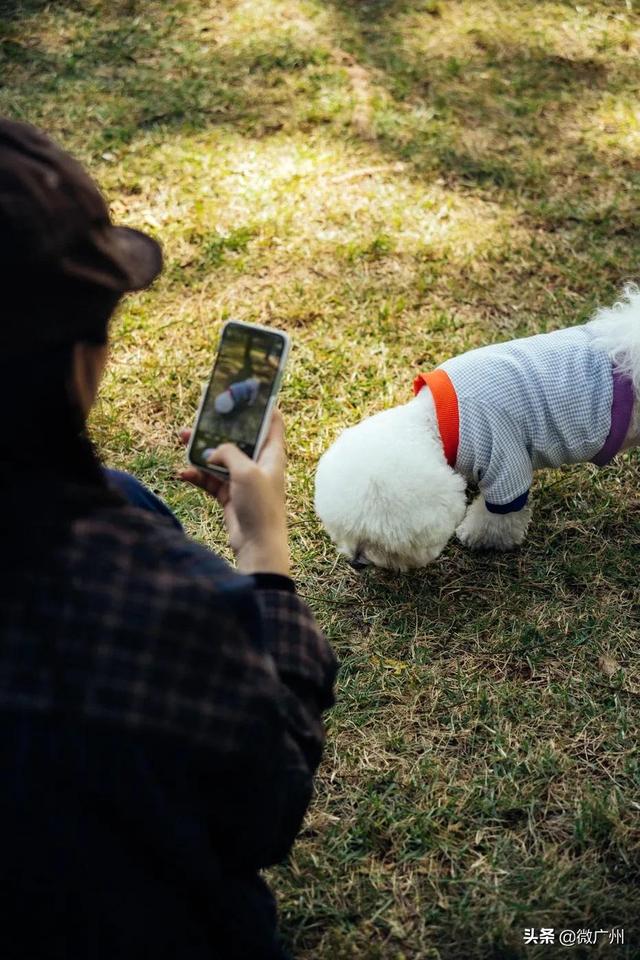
{"left": 315, "top": 287, "right": 640, "bottom": 570}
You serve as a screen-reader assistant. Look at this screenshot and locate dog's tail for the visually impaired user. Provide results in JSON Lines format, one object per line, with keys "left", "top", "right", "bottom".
{"left": 589, "top": 283, "right": 640, "bottom": 394}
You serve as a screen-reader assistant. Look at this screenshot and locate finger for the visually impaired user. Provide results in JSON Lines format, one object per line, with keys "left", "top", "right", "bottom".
{"left": 178, "top": 428, "right": 192, "bottom": 446}
{"left": 178, "top": 467, "right": 225, "bottom": 498}
{"left": 206, "top": 442, "right": 254, "bottom": 477}
{"left": 256, "top": 409, "right": 286, "bottom": 471}
{"left": 178, "top": 467, "right": 214, "bottom": 491}
{"left": 267, "top": 408, "right": 284, "bottom": 440}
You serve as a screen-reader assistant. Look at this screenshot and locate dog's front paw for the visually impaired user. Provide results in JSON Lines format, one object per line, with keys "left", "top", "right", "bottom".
{"left": 456, "top": 496, "right": 532, "bottom": 551}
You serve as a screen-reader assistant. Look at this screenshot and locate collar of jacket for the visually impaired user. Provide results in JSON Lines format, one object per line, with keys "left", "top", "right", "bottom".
{"left": 413, "top": 368, "right": 459, "bottom": 469}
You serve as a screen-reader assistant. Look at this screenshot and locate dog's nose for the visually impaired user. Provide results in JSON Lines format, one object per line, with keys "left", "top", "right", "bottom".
{"left": 348, "top": 558, "right": 368, "bottom": 571}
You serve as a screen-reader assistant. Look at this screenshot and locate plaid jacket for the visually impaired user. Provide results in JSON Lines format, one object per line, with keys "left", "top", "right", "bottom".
{"left": 0, "top": 479, "right": 336, "bottom": 959}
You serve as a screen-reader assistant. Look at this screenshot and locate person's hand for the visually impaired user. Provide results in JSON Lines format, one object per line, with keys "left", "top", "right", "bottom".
{"left": 178, "top": 410, "right": 290, "bottom": 576}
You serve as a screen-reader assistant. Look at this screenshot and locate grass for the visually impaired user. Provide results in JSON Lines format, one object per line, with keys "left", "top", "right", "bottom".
{"left": 2, "top": 0, "right": 640, "bottom": 956}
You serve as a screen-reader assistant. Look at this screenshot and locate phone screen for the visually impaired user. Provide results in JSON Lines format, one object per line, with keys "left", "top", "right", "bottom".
{"left": 190, "top": 323, "right": 286, "bottom": 467}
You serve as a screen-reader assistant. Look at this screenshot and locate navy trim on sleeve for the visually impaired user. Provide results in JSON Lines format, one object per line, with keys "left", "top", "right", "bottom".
{"left": 485, "top": 491, "right": 529, "bottom": 514}
{"left": 104, "top": 468, "right": 183, "bottom": 530}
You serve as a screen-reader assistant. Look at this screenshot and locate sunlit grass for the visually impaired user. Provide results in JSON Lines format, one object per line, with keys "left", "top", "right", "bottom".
{"left": 2, "top": 0, "right": 640, "bottom": 956}
{"left": 585, "top": 94, "right": 640, "bottom": 158}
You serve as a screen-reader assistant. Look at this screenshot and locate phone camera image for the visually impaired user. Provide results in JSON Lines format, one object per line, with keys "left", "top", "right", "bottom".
{"left": 192, "top": 324, "right": 284, "bottom": 467}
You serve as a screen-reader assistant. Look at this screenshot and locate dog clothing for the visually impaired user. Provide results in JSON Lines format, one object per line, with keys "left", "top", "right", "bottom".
{"left": 414, "top": 323, "right": 634, "bottom": 513}
{"left": 215, "top": 377, "right": 260, "bottom": 414}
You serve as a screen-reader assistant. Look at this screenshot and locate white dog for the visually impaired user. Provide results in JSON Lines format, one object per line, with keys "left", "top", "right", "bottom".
{"left": 315, "top": 287, "right": 640, "bottom": 570}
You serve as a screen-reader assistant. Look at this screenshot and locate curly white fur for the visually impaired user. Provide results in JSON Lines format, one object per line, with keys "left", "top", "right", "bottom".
{"left": 314, "top": 389, "right": 466, "bottom": 570}
{"left": 315, "top": 291, "right": 640, "bottom": 570}
{"left": 456, "top": 495, "right": 532, "bottom": 550}
{"left": 589, "top": 283, "right": 640, "bottom": 397}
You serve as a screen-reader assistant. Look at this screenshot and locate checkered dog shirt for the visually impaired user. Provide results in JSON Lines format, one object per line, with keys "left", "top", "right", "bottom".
{"left": 415, "top": 322, "right": 635, "bottom": 513}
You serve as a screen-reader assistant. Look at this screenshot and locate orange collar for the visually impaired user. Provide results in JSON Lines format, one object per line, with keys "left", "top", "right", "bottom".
{"left": 413, "top": 369, "right": 459, "bottom": 468}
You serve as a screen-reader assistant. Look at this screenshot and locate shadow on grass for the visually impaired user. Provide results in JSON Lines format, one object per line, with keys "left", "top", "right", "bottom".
{"left": 4, "top": 0, "right": 637, "bottom": 271}
{"left": 320, "top": 0, "right": 640, "bottom": 236}
{"left": 1, "top": 5, "right": 331, "bottom": 148}
{"left": 0, "top": 0, "right": 142, "bottom": 15}
{"left": 0, "top": 0, "right": 63, "bottom": 15}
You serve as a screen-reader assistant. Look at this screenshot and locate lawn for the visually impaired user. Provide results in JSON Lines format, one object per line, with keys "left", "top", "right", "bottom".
{"left": 2, "top": 0, "right": 639, "bottom": 956}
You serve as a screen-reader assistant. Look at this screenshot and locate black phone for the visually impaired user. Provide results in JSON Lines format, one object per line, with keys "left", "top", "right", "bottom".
{"left": 187, "top": 321, "right": 290, "bottom": 477}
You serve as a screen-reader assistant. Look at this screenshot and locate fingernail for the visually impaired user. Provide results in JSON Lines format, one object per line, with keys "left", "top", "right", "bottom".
{"left": 203, "top": 448, "right": 215, "bottom": 461}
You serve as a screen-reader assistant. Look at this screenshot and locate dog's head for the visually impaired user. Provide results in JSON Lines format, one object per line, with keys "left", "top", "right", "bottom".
{"left": 314, "top": 397, "right": 466, "bottom": 571}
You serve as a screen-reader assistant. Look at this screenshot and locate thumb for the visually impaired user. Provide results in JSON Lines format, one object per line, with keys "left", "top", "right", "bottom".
{"left": 206, "top": 442, "right": 254, "bottom": 477}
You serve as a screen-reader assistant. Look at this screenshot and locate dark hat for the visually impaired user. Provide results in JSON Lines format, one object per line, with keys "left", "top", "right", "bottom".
{"left": 0, "top": 118, "right": 163, "bottom": 352}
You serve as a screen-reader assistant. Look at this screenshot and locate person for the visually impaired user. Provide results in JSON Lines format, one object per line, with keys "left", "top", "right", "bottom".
{"left": 0, "top": 118, "right": 337, "bottom": 960}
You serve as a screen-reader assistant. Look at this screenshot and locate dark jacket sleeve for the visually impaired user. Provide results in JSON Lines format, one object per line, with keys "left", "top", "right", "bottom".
{"left": 192, "top": 574, "right": 337, "bottom": 871}
{"left": 254, "top": 584, "right": 336, "bottom": 754}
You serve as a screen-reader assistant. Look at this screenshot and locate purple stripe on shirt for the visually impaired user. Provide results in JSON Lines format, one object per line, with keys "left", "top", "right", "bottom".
{"left": 591, "top": 368, "right": 635, "bottom": 467}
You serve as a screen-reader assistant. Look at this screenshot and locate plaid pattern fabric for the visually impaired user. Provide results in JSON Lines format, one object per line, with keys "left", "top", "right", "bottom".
{"left": 440, "top": 323, "right": 616, "bottom": 508}
{"left": 0, "top": 502, "right": 336, "bottom": 761}
{"left": 0, "top": 487, "right": 337, "bottom": 957}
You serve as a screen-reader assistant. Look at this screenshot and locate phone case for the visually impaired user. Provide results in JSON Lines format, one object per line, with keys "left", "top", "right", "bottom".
{"left": 187, "top": 320, "right": 290, "bottom": 477}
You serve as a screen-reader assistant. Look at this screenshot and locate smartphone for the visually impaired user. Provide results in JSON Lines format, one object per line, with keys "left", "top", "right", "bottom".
{"left": 187, "top": 320, "right": 290, "bottom": 478}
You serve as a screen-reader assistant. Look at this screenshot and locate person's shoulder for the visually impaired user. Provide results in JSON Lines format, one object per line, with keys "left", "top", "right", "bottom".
{"left": 73, "top": 503, "right": 250, "bottom": 596}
